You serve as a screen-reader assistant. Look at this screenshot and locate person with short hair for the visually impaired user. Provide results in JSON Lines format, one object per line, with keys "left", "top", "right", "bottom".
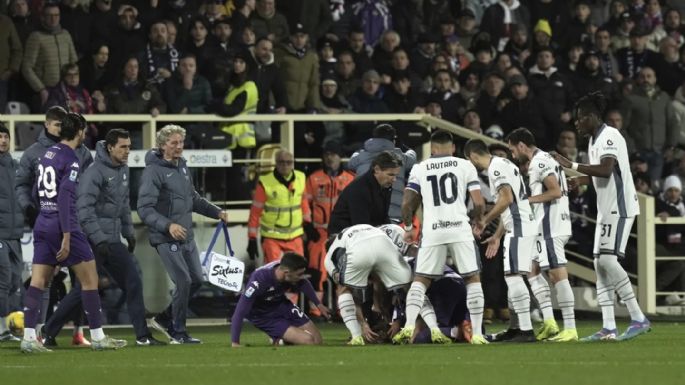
{"left": 138, "top": 124, "right": 229, "bottom": 344}
{"left": 230, "top": 252, "right": 329, "bottom": 346}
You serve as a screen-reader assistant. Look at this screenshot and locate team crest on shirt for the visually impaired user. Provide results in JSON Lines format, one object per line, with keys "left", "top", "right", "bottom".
{"left": 170, "top": 244, "right": 178, "bottom": 252}
{"left": 71, "top": 162, "right": 79, "bottom": 168}
{"left": 45, "top": 151, "right": 55, "bottom": 159}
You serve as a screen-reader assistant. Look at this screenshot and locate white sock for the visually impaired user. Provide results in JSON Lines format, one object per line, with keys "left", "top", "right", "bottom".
{"left": 405, "top": 281, "right": 427, "bottom": 328}
{"left": 90, "top": 328, "right": 105, "bottom": 341}
{"left": 466, "top": 283, "right": 485, "bottom": 336}
{"left": 24, "top": 327, "right": 36, "bottom": 341}
{"left": 594, "top": 258, "right": 617, "bottom": 330}
{"left": 555, "top": 279, "right": 576, "bottom": 330}
{"left": 449, "top": 326, "right": 459, "bottom": 338}
{"left": 0, "top": 317, "right": 7, "bottom": 333}
{"left": 528, "top": 274, "right": 554, "bottom": 322}
{"left": 507, "top": 298, "right": 520, "bottom": 329}
{"left": 506, "top": 275, "right": 532, "bottom": 331}
{"left": 602, "top": 255, "right": 646, "bottom": 322}
{"left": 338, "top": 293, "right": 362, "bottom": 338}
{"left": 419, "top": 297, "right": 439, "bottom": 330}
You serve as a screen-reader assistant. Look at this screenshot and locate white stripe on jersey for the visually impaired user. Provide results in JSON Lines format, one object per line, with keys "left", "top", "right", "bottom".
{"left": 488, "top": 156, "right": 537, "bottom": 237}
{"left": 529, "top": 150, "right": 572, "bottom": 238}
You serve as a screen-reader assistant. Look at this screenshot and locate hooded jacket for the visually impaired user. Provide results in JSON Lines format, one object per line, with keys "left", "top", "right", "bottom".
{"left": 348, "top": 138, "right": 416, "bottom": 221}
{"left": 16, "top": 130, "right": 93, "bottom": 212}
{"left": 77, "top": 141, "right": 134, "bottom": 246}
{"left": 137, "top": 149, "right": 221, "bottom": 246}
{"left": 0, "top": 152, "right": 24, "bottom": 240}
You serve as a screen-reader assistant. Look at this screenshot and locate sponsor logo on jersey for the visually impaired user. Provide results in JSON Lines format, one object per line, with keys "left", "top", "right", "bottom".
{"left": 45, "top": 151, "right": 55, "bottom": 159}
{"left": 432, "top": 220, "right": 463, "bottom": 230}
{"left": 245, "top": 286, "right": 255, "bottom": 298}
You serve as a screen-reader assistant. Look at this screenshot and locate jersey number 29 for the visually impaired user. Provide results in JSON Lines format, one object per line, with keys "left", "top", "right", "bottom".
{"left": 427, "top": 173, "right": 458, "bottom": 206}
{"left": 37, "top": 164, "right": 57, "bottom": 198}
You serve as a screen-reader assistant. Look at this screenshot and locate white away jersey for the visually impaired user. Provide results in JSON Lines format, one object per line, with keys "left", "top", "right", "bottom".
{"left": 406, "top": 156, "right": 480, "bottom": 246}
{"left": 488, "top": 156, "right": 537, "bottom": 236}
{"left": 588, "top": 124, "right": 639, "bottom": 218}
{"left": 529, "top": 150, "right": 572, "bottom": 238}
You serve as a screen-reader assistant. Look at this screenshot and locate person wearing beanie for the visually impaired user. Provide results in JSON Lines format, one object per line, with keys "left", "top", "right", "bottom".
{"left": 655, "top": 174, "right": 685, "bottom": 306}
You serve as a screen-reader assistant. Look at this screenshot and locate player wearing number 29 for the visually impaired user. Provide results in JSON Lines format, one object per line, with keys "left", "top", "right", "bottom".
{"left": 551, "top": 92, "right": 650, "bottom": 341}
{"left": 465, "top": 138, "right": 538, "bottom": 343}
{"left": 394, "top": 130, "right": 488, "bottom": 345}
{"left": 506, "top": 128, "right": 577, "bottom": 342}
{"left": 21, "top": 113, "right": 126, "bottom": 353}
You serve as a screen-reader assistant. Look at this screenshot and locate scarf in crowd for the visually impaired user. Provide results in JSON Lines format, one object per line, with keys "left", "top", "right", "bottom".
{"left": 497, "top": 0, "right": 521, "bottom": 50}
{"left": 146, "top": 44, "right": 180, "bottom": 78}
{"left": 61, "top": 82, "right": 93, "bottom": 113}
{"left": 624, "top": 49, "right": 648, "bottom": 79}
{"left": 289, "top": 43, "right": 307, "bottom": 59}
{"left": 599, "top": 52, "right": 614, "bottom": 78}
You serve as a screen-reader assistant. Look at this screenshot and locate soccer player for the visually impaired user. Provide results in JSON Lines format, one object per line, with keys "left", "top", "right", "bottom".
{"left": 394, "top": 130, "right": 488, "bottom": 345}
{"left": 138, "top": 124, "right": 229, "bottom": 344}
{"left": 551, "top": 92, "right": 651, "bottom": 341}
{"left": 20, "top": 113, "right": 126, "bottom": 353}
{"left": 325, "top": 224, "right": 413, "bottom": 345}
{"left": 230, "top": 252, "right": 329, "bottom": 347}
{"left": 76, "top": 129, "right": 165, "bottom": 346}
{"left": 507, "top": 127, "right": 578, "bottom": 342}
{"left": 465, "top": 138, "right": 538, "bottom": 343}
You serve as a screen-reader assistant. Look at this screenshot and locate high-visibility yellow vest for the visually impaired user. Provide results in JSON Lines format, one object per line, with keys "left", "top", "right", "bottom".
{"left": 259, "top": 171, "right": 306, "bottom": 240}
{"left": 221, "top": 80, "right": 258, "bottom": 149}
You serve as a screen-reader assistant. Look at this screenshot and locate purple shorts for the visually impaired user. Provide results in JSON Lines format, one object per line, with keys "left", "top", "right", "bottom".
{"left": 33, "top": 230, "right": 94, "bottom": 267}
{"left": 248, "top": 301, "right": 310, "bottom": 340}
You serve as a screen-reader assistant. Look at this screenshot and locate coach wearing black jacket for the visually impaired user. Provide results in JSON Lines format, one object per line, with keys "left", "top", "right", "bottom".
{"left": 328, "top": 151, "right": 402, "bottom": 234}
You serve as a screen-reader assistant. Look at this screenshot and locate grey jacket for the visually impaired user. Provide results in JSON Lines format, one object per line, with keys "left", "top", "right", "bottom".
{"left": 348, "top": 138, "right": 417, "bottom": 221}
{"left": 0, "top": 152, "right": 24, "bottom": 240}
{"left": 623, "top": 86, "right": 679, "bottom": 153}
{"left": 77, "top": 141, "right": 134, "bottom": 246}
{"left": 137, "top": 149, "right": 221, "bottom": 246}
{"left": 16, "top": 130, "right": 93, "bottom": 211}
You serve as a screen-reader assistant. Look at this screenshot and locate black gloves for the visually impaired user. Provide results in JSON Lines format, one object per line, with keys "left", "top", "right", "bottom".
{"left": 304, "top": 222, "right": 320, "bottom": 242}
{"left": 125, "top": 236, "right": 136, "bottom": 253}
{"left": 25, "top": 206, "right": 38, "bottom": 228}
{"left": 96, "top": 242, "right": 111, "bottom": 258}
{"left": 247, "top": 239, "right": 258, "bottom": 260}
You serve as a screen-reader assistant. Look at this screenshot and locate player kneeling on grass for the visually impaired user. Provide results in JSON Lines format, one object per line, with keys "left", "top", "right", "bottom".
{"left": 20, "top": 113, "right": 126, "bottom": 353}
{"left": 230, "top": 253, "right": 329, "bottom": 347}
{"left": 325, "top": 224, "right": 414, "bottom": 346}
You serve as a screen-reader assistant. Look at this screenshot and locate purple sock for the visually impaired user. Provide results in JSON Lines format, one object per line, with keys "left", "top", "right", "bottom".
{"left": 81, "top": 290, "right": 103, "bottom": 329}
{"left": 24, "top": 286, "right": 44, "bottom": 329}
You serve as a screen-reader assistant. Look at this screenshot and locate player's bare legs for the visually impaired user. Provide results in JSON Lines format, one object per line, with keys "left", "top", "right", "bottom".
{"left": 282, "top": 322, "right": 322, "bottom": 345}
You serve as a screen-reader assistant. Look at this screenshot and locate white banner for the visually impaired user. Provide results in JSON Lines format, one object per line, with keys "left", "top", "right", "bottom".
{"left": 12, "top": 149, "right": 232, "bottom": 168}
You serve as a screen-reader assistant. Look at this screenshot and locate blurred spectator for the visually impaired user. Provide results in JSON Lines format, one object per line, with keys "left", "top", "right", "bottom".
{"left": 22, "top": 3, "right": 78, "bottom": 109}
{"left": 529, "top": 19, "right": 559, "bottom": 69}
{"left": 230, "top": 0, "right": 256, "bottom": 45}
{"left": 616, "top": 25, "right": 663, "bottom": 80}
{"left": 634, "top": 171, "right": 653, "bottom": 194}
{"left": 137, "top": 20, "right": 181, "bottom": 85}
{"left": 456, "top": 8, "right": 479, "bottom": 50}
{"left": 274, "top": 23, "right": 321, "bottom": 112}
{"left": 104, "top": 56, "right": 165, "bottom": 116}
{"left": 442, "top": 35, "right": 472, "bottom": 76}
{"left": 623, "top": 66, "right": 678, "bottom": 184}
{"left": 499, "top": 74, "right": 547, "bottom": 146}
{"left": 334, "top": 50, "right": 361, "bottom": 100}
{"left": 480, "top": 0, "right": 531, "bottom": 52}
{"left": 410, "top": 33, "right": 438, "bottom": 79}
{"left": 560, "top": 0, "right": 594, "bottom": 51}
{"left": 642, "top": 0, "right": 664, "bottom": 32}
{"left": 346, "top": 70, "right": 389, "bottom": 144}
{"left": 277, "top": 0, "right": 333, "bottom": 43}
{"left": 424, "top": 69, "right": 462, "bottom": 123}
{"left": 529, "top": 0, "right": 569, "bottom": 40}
{"left": 9, "top": 0, "right": 36, "bottom": 45}
{"left": 659, "top": 8, "right": 685, "bottom": 45}
{"left": 463, "top": 0, "right": 499, "bottom": 25}
{"left": 317, "top": 38, "right": 337, "bottom": 80}
{"left": 605, "top": 108, "right": 625, "bottom": 130}
{"left": 610, "top": 11, "right": 636, "bottom": 51}
{"left": 45, "top": 63, "right": 105, "bottom": 114}
{"left": 603, "top": 0, "right": 628, "bottom": 34}
{"left": 319, "top": 75, "right": 351, "bottom": 145}
{"left": 674, "top": 80, "right": 685, "bottom": 140}
{"left": 109, "top": 5, "right": 147, "bottom": 75}
{"left": 459, "top": 68, "right": 481, "bottom": 109}
{"left": 475, "top": 71, "right": 507, "bottom": 130}
{"left": 208, "top": 18, "right": 238, "bottom": 98}
{"left": 560, "top": 43, "right": 585, "bottom": 76}
{"left": 246, "top": 37, "right": 287, "bottom": 114}
{"left": 200, "top": 0, "right": 228, "bottom": 23}
{"left": 351, "top": 0, "right": 393, "bottom": 47}
{"left": 385, "top": 47, "right": 422, "bottom": 91}
{"left": 494, "top": 52, "right": 514, "bottom": 75}
{"left": 347, "top": 123, "right": 416, "bottom": 223}
{"left": 469, "top": 40, "right": 496, "bottom": 77}
{"left": 372, "top": 30, "right": 401, "bottom": 76}
{"left": 161, "top": 53, "right": 212, "bottom": 114}
{"left": 185, "top": 16, "right": 214, "bottom": 80}
{"left": 595, "top": 27, "right": 621, "bottom": 82}
{"left": 655, "top": 175, "right": 685, "bottom": 305}
{"left": 250, "top": 0, "right": 289, "bottom": 42}
{"left": 555, "top": 127, "right": 586, "bottom": 162}
{"left": 657, "top": 36, "right": 684, "bottom": 96}
{"left": 0, "top": 13, "right": 22, "bottom": 111}
{"left": 574, "top": 49, "right": 619, "bottom": 104}
{"left": 89, "top": 0, "right": 117, "bottom": 46}
{"left": 383, "top": 70, "right": 422, "bottom": 114}
{"left": 163, "top": 1, "right": 199, "bottom": 41}
{"left": 78, "top": 42, "right": 115, "bottom": 96}
{"left": 164, "top": 19, "right": 179, "bottom": 48}
{"left": 503, "top": 24, "right": 531, "bottom": 67}
{"left": 437, "top": 13, "right": 457, "bottom": 41}
{"left": 340, "top": 27, "right": 374, "bottom": 75}
{"left": 527, "top": 47, "right": 574, "bottom": 147}
{"left": 241, "top": 24, "right": 257, "bottom": 48}
{"left": 215, "top": 54, "right": 259, "bottom": 150}
{"left": 59, "top": 0, "right": 91, "bottom": 57}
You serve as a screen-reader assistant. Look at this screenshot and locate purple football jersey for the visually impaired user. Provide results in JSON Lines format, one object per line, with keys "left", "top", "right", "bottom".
{"left": 34, "top": 143, "right": 81, "bottom": 233}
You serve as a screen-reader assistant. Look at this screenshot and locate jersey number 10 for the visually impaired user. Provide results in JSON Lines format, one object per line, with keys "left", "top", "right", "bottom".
{"left": 427, "top": 172, "right": 458, "bottom": 206}
{"left": 37, "top": 165, "right": 57, "bottom": 198}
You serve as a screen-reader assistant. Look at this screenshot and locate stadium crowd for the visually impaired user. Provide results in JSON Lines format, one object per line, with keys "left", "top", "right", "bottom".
{"left": 1, "top": 0, "right": 685, "bottom": 347}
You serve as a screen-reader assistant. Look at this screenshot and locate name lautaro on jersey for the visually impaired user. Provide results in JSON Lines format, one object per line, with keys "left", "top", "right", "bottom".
{"left": 426, "top": 159, "right": 460, "bottom": 171}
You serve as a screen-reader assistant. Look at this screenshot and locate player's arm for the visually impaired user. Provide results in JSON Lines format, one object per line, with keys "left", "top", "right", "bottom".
{"left": 528, "top": 174, "right": 562, "bottom": 204}
{"left": 551, "top": 151, "right": 615, "bottom": 178}
{"left": 297, "top": 278, "right": 330, "bottom": 319}
{"left": 230, "top": 280, "right": 261, "bottom": 347}
{"left": 56, "top": 164, "right": 79, "bottom": 261}
{"left": 482, "top": 185, "right": 513, "bottom": 226}
{"left": 482, "top": 221, "right": 505, "bottom": 259}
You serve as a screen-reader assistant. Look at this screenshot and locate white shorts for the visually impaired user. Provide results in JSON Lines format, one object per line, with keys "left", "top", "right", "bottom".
{"left": 415, "top": 241, "right": 480, "bottom": 278}
{"left": 533, "top": 235, "right": 570, "bottom": 270}
{"left": 593, "top": 216, "right": 635, "bottom": 258}
{"left": 329, "top": 236, "right": 412, "bottom": 290}
{"left": 503, "top": 234, "right": 535, "bottom": 274}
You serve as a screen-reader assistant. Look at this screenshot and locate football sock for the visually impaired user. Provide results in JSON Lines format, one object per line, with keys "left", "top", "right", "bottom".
{"left": 0, "top": 316, "right": 7, "bottom": 333}
{"left": 506, "top": 275, "right": 532, "bottom": 331}
{"left": 601, "top": 255, "right": 645, "bottom": 322}
{"left": 594, "top": 258, "right": 616, "bottom": 330}
{"left": 23, "top": 286, "right": 44, "bottom": 341}
{"left": 81, "top": 289, "right": 103, "bottom": 331}
{"left": 405, "top": 281, "right": 427, "bottom": 328}
{"left": 419, "top": 297, "right": 438, "bottom": 330}
{"left": 555, "top": 279, "right": 576, "bottom": 329}
{"left": 529, "top": 274, "right": 554, "bottom": 321}
{"left": 338, "top": 293, "right": 361, "bottom": 338}
{"left": 39, "top": 281, "right": 51, "bottom": 324}
{"left": 508, "top": 298, "right": 520, "bottom": 329}
{"left": 466, "top": 283, "right": 485, "bottom": 336}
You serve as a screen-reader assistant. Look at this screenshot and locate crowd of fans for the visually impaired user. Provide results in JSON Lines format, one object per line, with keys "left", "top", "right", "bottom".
{"left": 2, "top": 0, "right": 685, "bottom": 305}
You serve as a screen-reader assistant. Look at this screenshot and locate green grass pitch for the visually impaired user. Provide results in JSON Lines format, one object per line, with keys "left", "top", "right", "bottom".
{"left": 1, "top": 321, "right": 684, "bottom": 385}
